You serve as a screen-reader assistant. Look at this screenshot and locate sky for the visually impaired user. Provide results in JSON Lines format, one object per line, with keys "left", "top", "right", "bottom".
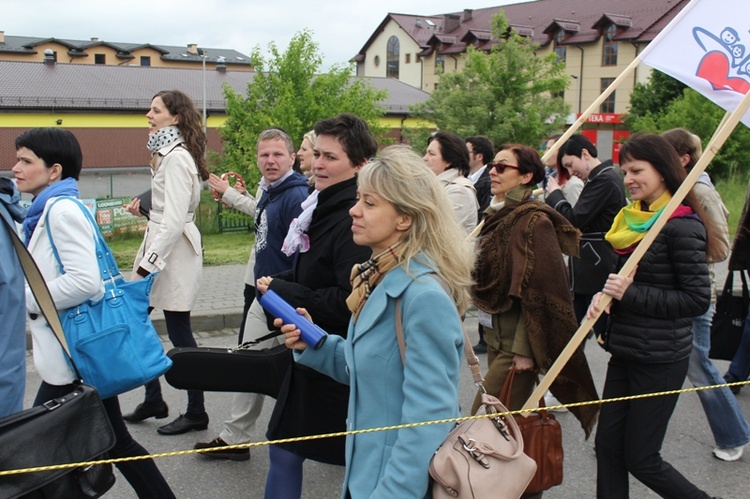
{"left": 1, "top": 0, "right": 522, "bottom": 69}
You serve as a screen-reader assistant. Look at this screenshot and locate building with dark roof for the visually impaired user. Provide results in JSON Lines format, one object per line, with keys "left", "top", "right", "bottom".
{"left": 0, "top": 30, "right": 253, "bottom": 71}
{"left": 353, "top": 0, "right": 690, "bottom": 160}
{"left": 0, "top": 60, "right": 429, "bottom": 172}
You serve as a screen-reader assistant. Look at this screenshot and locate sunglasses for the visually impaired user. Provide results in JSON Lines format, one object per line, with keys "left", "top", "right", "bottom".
{"left": 489, "top": 162, "right": 520, "bottom": 174}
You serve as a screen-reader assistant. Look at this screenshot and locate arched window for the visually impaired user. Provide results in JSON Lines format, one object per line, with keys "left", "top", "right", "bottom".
{"left": 386, "top": 36, "right": 400, "bottom": 78}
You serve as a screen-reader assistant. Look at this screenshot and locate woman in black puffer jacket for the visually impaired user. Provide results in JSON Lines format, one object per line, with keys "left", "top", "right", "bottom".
{"left": 588, "top": 134, "right": 721, "bottom": 499}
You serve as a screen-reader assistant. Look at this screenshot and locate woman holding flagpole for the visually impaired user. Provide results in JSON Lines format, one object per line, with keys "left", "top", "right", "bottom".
{"left": 589, "top": 134, "right": 721, "bottom": 499}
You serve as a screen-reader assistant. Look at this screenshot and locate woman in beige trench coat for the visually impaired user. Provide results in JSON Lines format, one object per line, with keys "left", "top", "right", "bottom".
{"left": 123, "top": 89, "right": 211, "bottom": 435}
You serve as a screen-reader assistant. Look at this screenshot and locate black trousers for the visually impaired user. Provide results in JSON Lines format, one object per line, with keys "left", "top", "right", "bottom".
{"left": 144, "top": 309, "right": 204, "bottom": 415}
{"left": 35, "top": 382, "right": 175, "bottom": 499}
{"left": 595, "top": 356, "right": 709, "bottom": 499}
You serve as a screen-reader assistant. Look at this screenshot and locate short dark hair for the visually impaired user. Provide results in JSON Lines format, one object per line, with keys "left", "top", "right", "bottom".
{"left": 497, "top": 143, "right": 545, "bottom": 185}
{"left": 465, "top": 135, "right": 494, "bottom": 165}
{"left": 314, "top": 113, "right": 377, "bottom": 166}
{"left": 559, "top": 134, "right": 598, "bottom": 159}
{"left": 428, "top": 131, "right": 470, "bottom": 176}
{"left": 15, "top": 128, "right": 83, "bottom": 180}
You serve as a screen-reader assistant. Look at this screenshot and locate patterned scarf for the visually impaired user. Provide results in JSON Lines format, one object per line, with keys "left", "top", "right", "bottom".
{"left": 605, "top": 190, "right": 694, "bottom": 254}
{"left": 281, "top": 190, "right": 319, "bottom": 256}
{"left": 147, "top": 126, "right": 182, "bottom": 153}
{"left": 22, "top": 177, "right": 79, "bottom": 246}
{"left": 346, "top": 241, "right": 405, "bottom": 323}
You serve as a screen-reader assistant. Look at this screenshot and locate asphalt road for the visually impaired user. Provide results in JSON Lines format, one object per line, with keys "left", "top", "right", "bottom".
{"left": 20, "top": 308, "right": 750, "bottom": 499}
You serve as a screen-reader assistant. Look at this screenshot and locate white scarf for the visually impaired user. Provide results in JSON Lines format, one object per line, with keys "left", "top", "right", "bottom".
{"left": 147, "top": 126, "right": 182, "bottom": 153}
{"left": 281, "top": 190, "right": 319, "bottom": 257}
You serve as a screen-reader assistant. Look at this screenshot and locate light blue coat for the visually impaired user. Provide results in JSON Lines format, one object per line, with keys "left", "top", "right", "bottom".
{"left": 297, "top": 258, "right": 464, "bottom": 498}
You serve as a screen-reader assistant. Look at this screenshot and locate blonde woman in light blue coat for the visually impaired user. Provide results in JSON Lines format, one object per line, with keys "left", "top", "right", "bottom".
{"left": 273, "top": 145, "right": 474, "bottom": 498}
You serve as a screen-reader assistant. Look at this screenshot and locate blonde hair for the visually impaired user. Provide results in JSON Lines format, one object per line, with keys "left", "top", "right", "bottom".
{"left": 661, "top": 128, "right": 703, "bottom": 171}
{"left": 302, "top": 130, "right": 317, "bottom": 148}
{"left": 358, "top": 145, "right": 475, "bottom": 313}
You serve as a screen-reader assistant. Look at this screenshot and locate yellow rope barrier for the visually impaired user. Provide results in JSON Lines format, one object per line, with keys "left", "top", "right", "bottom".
{"left": 1, "top": 379, "right": 748, "bottom": 478}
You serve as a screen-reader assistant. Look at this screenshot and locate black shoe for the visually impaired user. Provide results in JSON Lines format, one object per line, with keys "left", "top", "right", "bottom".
{"left": 157, "top": 413, "right": 209, "bottom": 435}
{"left": 195, "top": 436, "right": 250, "bottom": 461}
{"left": 724, "top": 374, "right": 742, "bottom": 395}
{"left": 123, "top": 401, "right": 169, "bottom": 422}
{"left": 472, "top": 341, "right": 487, "bottom": 354}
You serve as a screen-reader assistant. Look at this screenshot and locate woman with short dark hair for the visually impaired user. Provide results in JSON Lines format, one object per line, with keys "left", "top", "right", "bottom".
{"left": 471, "top": 143, "right": 599, "bottom": 443}
{"left": 423, "top": 131, "right": 478, "bottom": 233}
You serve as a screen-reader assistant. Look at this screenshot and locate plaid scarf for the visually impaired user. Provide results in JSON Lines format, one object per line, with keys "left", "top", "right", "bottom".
{"left": 346, "top": 242, "right": 405, "bottom": 323}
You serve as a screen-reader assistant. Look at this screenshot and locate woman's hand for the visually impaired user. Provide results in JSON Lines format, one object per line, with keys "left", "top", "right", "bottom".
{"left": 256, "top": 276, "right": 273, "bottom": 294}
{"left": 601, "top": 267, "right": 637, "bottom": 302}
{"left": 545, "top": 175, "right": 560, "bottom": 194}
{"left": 208, "top": 173, "right": 229, "bottom": 195}
{"left": 274, "top": 307, "right": 313, "bottom": 351}
{"left": 123, "top": 197, "right": 142, "bottom": 217}
{"left": 511, "top": 355, "right": 535, "bottom": 372}
{"left": 586, "top": 292, "right": 612, "bottom": 319}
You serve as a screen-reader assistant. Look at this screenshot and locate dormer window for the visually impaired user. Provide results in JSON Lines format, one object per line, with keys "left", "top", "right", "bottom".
{"left": 602, "top": 24, "right": 618, "bottom": 66}
{"left": 554, "top": 29, "right": 566, "bottom": 62}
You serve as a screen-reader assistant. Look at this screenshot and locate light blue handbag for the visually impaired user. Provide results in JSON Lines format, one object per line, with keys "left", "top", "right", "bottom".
{"left": 45, "top": 196, "right": 172, "bottom": 399}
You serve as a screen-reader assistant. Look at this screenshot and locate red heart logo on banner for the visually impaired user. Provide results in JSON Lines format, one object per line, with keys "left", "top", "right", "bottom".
{"left": 696, "top": 51, "right": 750, "bottom": 94}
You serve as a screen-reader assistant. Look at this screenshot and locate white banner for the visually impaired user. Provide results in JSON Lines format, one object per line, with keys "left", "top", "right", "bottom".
{"left": 639, "top": 0, "right": 750, "bottom": 126}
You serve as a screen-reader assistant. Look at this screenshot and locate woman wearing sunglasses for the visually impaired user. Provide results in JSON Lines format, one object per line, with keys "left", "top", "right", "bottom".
{"left": 471, "top": 144, "right": 599, "bottom": 442}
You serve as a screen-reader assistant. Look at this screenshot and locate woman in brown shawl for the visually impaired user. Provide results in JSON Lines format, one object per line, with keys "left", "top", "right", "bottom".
{"left": 471, "top": 143, "right": 599, "bottom": 438}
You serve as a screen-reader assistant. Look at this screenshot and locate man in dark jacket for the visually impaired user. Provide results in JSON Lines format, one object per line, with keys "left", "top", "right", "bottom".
{"left": 466, "top": 135, "right": 494, "bottom": 353}
{"left": 544, "top": 135, "right": 626, "bottom": 335}
{"left": 193, "top": 128, "right": 308, "bottom": 458}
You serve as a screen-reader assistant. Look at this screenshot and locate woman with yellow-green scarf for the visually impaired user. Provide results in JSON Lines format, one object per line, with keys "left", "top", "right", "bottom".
{"left": 588, "top": 134, "right": 720, "bottom": 499}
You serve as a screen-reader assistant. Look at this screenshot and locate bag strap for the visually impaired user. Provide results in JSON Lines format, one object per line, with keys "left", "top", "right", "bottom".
{"left": 1, "top": 213, "right": 81, "bottom": 379}
{"left": 499, "top": 368, "right": 550, "bottom": 416}
{"left": 45, "top": 196, "right": 121, "bottom": 283}
{"left": 394, "top": 274, "right": 486, "bottom": 389}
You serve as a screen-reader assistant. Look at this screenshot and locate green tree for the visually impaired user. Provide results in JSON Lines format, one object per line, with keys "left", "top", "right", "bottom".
{"left": 408, "top": 12, "right": 570, "bottom": 149}
{"left": 626, "top": 70, "right": 750, "bottom": 179}
{"left": 219, "top": 30, "right": 387, "bottom": 185}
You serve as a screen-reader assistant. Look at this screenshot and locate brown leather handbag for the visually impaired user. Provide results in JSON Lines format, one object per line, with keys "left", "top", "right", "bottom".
{"left": 500, "top": 369, "right": 564, "bottom": 494}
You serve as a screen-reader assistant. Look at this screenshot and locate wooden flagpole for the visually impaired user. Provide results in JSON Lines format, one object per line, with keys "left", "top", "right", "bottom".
{"left": 467, "top": 57, "right": 643, "bottom": 241}
{"left": 521, "top": 87, "right": 750, "bottom": 413}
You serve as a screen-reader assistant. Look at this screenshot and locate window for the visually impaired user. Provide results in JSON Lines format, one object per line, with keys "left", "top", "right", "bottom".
{"left": 95, "top": 53, "right": 106, "bottom": 65}
{"left": 554, "top": 30, "right": 566, "bottom": 62}
{"left": 602, "top": 24, "right": 618, "bottom": 66}
{"left": 600, "top": 78, "right": 616, "bottom": 113}
{"left": 435, "top": 55, "right": 445, "bottom": 74}
{"left": 140, "top": 56, "right": 151, "bottom": 66}
{"left": 51, "top": 51, "right": 58, "bottom": 62}
{"left": 386, "top": 36, "right": 400, "bottom": 78}
{"left": 405, "top": 53, "right": 411, "bottom": 64}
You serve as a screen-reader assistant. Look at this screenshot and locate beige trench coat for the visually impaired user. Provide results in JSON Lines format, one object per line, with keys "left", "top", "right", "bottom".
{"left": 133, "top": 139, "right": 202, "bottom": 311}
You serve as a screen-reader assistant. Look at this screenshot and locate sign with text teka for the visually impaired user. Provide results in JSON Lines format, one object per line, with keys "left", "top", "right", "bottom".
{"left": 639, "top": 0, "right": 750, "bottom": 125}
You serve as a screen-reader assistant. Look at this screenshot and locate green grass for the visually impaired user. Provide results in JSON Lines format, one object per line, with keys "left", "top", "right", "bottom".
{"left": 715, "top": 171, "right": 747, "bottom": 241}
{"left": 107, "top": 231, "right": 253, "bottom": 269}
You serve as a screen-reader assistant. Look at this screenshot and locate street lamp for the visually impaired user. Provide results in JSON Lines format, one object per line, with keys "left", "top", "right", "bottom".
{"left": 199, "top": 48, "right": 207, "bottom": 134}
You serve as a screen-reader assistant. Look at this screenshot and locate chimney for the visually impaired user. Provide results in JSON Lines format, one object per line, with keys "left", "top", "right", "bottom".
{"left": 0, "top": 31, "right": 5, "bottom": 44}
{"left": 90, "top": 37, "right": 99, "bottom": 42}
{"left": 444, "top": 14, "right": 460, "bottom": 33}
{"left": 463, "top": 9, "right": 473, "bottom": 22}
{"left": 216, "top": 56, "right": 227, "bottom": 73}
{"left": 43, "top": 48, "right": 55, "bottom": 66}
{"left": 187, "top": 43, "right": 199, "bottom": 55}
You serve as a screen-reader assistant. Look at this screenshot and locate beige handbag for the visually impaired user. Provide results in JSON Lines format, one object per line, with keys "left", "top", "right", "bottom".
{"left": 394, "top": 291, "right": 537, "bottom": 499}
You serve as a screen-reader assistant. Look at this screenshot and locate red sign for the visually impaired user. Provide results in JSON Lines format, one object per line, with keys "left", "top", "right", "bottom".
{"left": 580, "top": 113, "right": 624, "bottom": 124}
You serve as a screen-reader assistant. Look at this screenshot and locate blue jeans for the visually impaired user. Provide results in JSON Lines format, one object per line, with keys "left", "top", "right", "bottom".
{"left": 688, "top": 304, "right": 750, "bottom": 448}
{"left": 727, "top": 304, "right": 750, "bottom": 382}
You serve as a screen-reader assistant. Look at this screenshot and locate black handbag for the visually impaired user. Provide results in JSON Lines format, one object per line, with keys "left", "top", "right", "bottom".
{"left": 710, "top": 270, "right": 749, "bottom": 360}
{"left": 0, "top": 216, "right": 117, "bottom": 499}
{"left": 165, "top": 342, "right": 291, "bottom": 397}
